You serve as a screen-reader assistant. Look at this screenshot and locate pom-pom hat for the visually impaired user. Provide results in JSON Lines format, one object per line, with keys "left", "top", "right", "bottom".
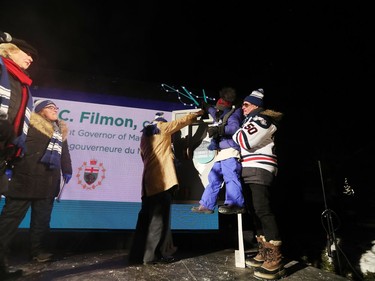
{"left": 141, "top": 112, "right": 167, "bottom": 136}
{"left": 34, "top": 99, "right": 56, "bottom": 113}
{"left": 153, "top": 112, "right": 167, "bottom": 123}
{"left": 244, "top": 88, "right": 264, "bottom": 107}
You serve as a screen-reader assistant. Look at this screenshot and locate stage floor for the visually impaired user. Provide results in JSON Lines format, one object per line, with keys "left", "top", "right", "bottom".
{"left": 8, "top": 232, "right": 350, "bottom": 281}
{"left": 10, "top": 249, "right": 352, "bottom": 281}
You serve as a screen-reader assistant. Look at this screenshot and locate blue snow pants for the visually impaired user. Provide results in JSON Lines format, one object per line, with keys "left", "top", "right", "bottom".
{"left": 199, "top": 157, "right": 244, "bottom": 211}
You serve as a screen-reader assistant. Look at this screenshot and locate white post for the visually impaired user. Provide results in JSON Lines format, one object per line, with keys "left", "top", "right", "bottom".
{"left": 235, "top": 213, "right": 245, "bottom": 268}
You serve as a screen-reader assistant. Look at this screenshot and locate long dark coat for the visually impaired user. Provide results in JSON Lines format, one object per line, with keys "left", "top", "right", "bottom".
{"left": 5, "top": 113, "right": 72, "bottom": 199}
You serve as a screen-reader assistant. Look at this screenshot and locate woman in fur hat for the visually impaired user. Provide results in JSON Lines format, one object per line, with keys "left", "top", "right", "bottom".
{"left": 0, "top": 99, "right": 72, "bottom": 278}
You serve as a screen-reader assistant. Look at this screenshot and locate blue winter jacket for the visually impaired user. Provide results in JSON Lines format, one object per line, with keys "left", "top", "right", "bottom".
{"left": 207, "top": 106, "right": 243, "bottom": 151}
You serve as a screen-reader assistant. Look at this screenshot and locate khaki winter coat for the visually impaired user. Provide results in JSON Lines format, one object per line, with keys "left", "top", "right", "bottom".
{"left": 140, "top": 113, "right": 199, "bottom": 197}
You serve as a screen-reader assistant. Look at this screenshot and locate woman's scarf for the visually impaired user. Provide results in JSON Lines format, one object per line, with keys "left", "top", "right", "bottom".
{"left": 40, "top": 121, "right": 63, "bottom": 169}
{"left": 0, "top": 57, "right": 33, "bottom": 158}
{"left": 30, "top": 113, "right": 64, "bottom": 170}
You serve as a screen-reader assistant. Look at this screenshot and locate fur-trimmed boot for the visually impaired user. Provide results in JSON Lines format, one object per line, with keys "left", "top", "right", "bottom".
{"left": 253, "top": 240, "right": 286, "bottom": 280}
{"left": 246, "top": 235, "right": 266, "bottom": 268}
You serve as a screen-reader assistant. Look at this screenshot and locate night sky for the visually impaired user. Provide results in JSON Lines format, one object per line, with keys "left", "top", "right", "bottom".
{"left": 1, "top": 2, "right": 372, "bottom": 95}
{"left": 1, "top": 2, "right": 374, "bottom": 211}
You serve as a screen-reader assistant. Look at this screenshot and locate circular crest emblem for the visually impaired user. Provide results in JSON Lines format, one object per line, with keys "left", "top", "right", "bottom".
{"left": 77, "top": 159, "right": 106, "bottom": 190}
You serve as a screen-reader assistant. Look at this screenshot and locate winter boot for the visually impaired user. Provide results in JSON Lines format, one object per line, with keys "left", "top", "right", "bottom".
{"left": 0, "top": 256, "right": 23, "bottom": 280}
{"left": 253, "top": 240, "right": 286, "bottom": 280}
{"left": 246, "top": 235, "right": 266, "bottom": 268}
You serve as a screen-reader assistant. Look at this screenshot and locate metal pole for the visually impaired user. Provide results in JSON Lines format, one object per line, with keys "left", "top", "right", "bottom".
{"left": 318, "top": 160, "right": 342, "bottom": 275}
{"left": 56, "top": 178, "right": 66, "bottom": 203}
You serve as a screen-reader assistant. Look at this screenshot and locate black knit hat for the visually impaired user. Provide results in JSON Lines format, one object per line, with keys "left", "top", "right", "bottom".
{"left": 216, "top": 87, "right": 236, "bottom": 111}
{"left": 219, "top": 87, "right": 236, "bottom": 103}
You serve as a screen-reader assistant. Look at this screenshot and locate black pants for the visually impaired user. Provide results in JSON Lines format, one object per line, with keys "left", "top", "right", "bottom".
{"left": 245, "top": 183, "right": 280, "bottom": 241}
{"left": 242, "top": 167, "right": 280, "bottom": 241}
{"left": 129, "top": 189, "right": 173, "bottom": 264}
{"left": 0, "top": 197, "right": 54, "bottom": 260}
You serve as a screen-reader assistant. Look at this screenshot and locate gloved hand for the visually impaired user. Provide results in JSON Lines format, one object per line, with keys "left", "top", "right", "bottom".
{"left": 63, "top": 174, "right": 72, "bottom": 184}
{"left": 200, "top": 100, "right": 211, "bottom": 112}
{"left": 217, "top": 124, "right": 225, "bottom": 136}
{"left": 208, "top": 126, "right": 219, "bottom": 138}
{"left": 5, "top": 168, "right": 12, "bottom": 181}
{"left": 208, "top": 125, "right": 226, "bottom": 138}
{"left": 0, "top": 118, "right": 14, "bottom": 142}
{"left": 199, "top": 101, "right": 210, "bottom": 120}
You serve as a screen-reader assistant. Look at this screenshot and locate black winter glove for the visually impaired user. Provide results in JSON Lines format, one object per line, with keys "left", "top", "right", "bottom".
{"left": 217, "top": 125, "right": 225, "bottom": 136}
{"left": 208, "top": 125, "right": 225, "bottom": 138}
{"left": 0, "top": 118, "right": 13, "bottom": 142}
{"left": 208, "top": 126, "right": 219, "bottom": 138}
{"left": 200, "top": 101, "right": 211, "bottom": 112}
{"left": 199, "top": 101, "right": 210, "bottom": 120}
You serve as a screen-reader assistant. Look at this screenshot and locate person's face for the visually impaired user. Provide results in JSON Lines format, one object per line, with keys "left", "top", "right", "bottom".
{"left": 40, "top": 105, "right": 59, "bottom": 121}
{"left": 8, "top": 49, "right": 33, "bottom": 70}
{"left": 241, "top": 102, "right": 258, "bottom": 116}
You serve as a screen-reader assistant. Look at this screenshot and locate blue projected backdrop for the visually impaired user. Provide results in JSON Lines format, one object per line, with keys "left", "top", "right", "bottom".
{"left": 0, "top": 87, "right": 218, "bottom": 230}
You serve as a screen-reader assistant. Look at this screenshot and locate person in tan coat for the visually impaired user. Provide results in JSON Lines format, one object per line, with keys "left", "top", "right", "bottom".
{"left": 129, "top": 109, "right": 205, "bottom": 265}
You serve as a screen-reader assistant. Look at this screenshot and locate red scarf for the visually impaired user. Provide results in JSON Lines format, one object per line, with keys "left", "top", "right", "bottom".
{"left": 2, "top": 58, "right": 32, "bottom": 157}
{"left": 2, "top": 57, "right": 32, "bottom": 85}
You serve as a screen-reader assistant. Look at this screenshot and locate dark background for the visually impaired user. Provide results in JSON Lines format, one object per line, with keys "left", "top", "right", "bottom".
{"left": 1, "top": 1, "right": 374, "bottom": 274}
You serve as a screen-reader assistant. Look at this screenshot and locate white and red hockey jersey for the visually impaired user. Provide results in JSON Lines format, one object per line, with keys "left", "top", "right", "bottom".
{"left": 232, "top": 109, "right": 283, "bottom": 176}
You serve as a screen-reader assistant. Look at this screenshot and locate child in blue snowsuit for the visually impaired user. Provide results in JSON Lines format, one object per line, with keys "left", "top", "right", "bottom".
{"left": 192, "top": 87, "right": 245, "bottom": 214}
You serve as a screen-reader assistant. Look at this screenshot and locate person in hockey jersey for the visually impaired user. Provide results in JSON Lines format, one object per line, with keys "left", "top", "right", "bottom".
{"left": 232, "top": 88, "right": 285, "bottom": 280}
